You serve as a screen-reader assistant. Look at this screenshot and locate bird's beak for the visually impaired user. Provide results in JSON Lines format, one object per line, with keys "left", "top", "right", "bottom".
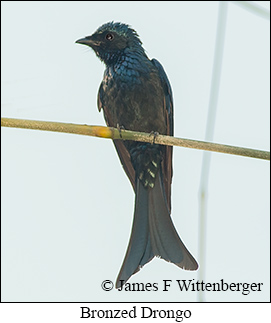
{"left": 75, "top": 36, "right": 99, "bottom": 47}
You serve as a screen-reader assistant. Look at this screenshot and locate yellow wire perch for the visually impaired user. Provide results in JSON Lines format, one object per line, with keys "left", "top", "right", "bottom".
{"left": 1, "top": 117, "right": 270, "bottom": 161}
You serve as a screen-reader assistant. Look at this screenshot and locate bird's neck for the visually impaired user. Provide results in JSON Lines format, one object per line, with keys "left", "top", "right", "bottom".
{"left": 101, "top": 46, "right": 147, "bottom": 67}
{"left": 98, "top": 50, "right": 120, "bottom": 66}
{"left": 103, "top": 50, "right": 150, "bottom": 83}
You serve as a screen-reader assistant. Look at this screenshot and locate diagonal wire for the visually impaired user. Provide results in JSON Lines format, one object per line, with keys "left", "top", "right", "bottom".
{"left": 1, "top": 117, "right": 269, "bottom": 160}
{"left": 232, "top": 1, "right": 270, "bottom": 20}
{"left": 198, "top": 1, "right": 228, "bottom": 302}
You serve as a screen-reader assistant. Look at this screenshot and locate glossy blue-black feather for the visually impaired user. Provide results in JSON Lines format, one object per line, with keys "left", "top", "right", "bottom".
{"left": 151, "top": 58, "right": 174, "bottom": 137}
{"left": 77, "top": 22, "right": 198, "bottom": 288}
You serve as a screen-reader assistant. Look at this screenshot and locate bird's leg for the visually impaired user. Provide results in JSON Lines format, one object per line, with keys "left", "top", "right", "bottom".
{"left": 117, "top": 123, "right": 125, "bottom": 139}
{"left": 149, "top": 131, "right": 159, "bottom": 144}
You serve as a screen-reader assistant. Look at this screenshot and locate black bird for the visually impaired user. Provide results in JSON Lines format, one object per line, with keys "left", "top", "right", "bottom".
{"left": 76, "top": 22, "right": 198, "bottom": 288}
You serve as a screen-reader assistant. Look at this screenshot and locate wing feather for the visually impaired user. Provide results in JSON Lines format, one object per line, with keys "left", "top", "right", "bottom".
{"left": 151, "top": 58, "right": 174, "bottom": 211}
{"left": 98, "top": 83, "right": 136, "bottom": 191}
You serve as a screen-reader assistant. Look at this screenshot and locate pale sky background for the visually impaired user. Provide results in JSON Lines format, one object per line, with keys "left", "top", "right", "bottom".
{"left": 1, "top": 1, "right": 270, "bottom": 302}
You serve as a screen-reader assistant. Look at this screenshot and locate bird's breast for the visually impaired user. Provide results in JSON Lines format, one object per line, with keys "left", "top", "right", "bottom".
{"left": 102, "top": 63, "right": 167, "bottom": 134}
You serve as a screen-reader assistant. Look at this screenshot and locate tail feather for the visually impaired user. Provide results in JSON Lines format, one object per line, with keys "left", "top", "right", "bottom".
{"left": 115, "top": 180, "right": 154, "bottom": 288}
{"left": 149, "top": 172, "right": 198, "bottom": 269}
{"left": 115, "top": 171, "right": 198, "bottom": 288}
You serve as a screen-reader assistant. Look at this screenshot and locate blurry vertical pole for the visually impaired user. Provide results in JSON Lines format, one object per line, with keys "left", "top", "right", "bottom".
{"left": 198, "top": 1, "right": 228, "bottom": 302}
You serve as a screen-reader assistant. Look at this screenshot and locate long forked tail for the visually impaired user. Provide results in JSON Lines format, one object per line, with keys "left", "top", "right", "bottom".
{"left": 115, "top": 171, "right": 198, "bottom": 288}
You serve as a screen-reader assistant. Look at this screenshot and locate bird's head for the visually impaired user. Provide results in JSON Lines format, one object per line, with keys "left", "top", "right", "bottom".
{"left": 76, "top": 22, "right": 146, "bottom": 65}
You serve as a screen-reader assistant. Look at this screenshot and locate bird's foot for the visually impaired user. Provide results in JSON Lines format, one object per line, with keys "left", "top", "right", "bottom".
{"left": 117, "top": 123, "right": 125, "bottom": 139}
{"left": 149, "top": 131, "right": 159, "bottom": 144}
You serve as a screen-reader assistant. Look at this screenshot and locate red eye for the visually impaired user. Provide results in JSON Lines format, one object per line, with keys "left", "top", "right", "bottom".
{"left": 105, "top": 33, "right": 114, "bottom": 41}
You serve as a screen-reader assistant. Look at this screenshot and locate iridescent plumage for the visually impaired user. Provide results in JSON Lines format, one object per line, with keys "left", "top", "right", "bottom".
{"left": 76, "top": 22, "right": 198, "bottom": 288}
